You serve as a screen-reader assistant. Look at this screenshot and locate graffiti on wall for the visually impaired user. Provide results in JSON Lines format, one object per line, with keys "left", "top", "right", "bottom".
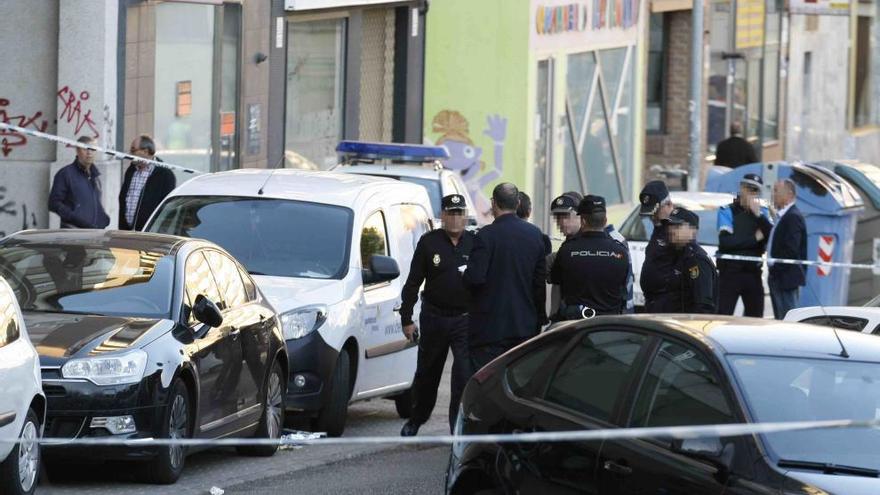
{"left": 57, "top": 86, "right": 99, "bottom": 139}
{"left": 430, "top": 110, "right": 507, "bottom": 223}
{"left": 0, "top": 99, "right": 49, "bottom": 157}
{"left": 0, "top": 186, "right": 38, "bottom": 238}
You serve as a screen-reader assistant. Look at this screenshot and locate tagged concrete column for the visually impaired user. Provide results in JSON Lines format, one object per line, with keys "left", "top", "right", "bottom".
{"left": 50, "top": 0, "right": 120, "bottom": 229}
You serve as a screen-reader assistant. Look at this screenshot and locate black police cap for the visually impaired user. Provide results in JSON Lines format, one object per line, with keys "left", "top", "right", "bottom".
{"left": 663, "top": 207, "right": 700, "bottom": 228}
{"left": 638, "top": 180, "right": 670, "bottom": 216}
{"left": 577, "top": 195, "right": 606, "bottom": 215}
{"left": 550, "top": 192, "right": 582, "bottom": 214}
{"left": 740, "top": 173, "right": 763, "bottom": 192}
{"left": 441, "top": 194, "right": 467, "bottom": 211}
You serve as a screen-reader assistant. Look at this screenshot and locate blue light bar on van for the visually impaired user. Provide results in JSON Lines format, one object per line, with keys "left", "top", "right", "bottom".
{"left": 336, "top": 141, "right": 450, "bottom": 162}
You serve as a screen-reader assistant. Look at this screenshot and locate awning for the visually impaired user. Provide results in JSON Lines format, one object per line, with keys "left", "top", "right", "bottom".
{"left": 651, "top": 0, "right": 691, "bottom": 13}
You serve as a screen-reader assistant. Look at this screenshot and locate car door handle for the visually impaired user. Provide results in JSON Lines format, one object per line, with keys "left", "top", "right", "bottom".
{"left": 603, "top": 460, "right": 632, "bottom": 476}
{"left": 393, "top": 305, "right": 402, "bottom": 312}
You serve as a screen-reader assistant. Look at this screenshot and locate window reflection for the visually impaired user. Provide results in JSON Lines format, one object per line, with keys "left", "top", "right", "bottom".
{"left": 0, "top": 286, "right": 19, "bottom": 348}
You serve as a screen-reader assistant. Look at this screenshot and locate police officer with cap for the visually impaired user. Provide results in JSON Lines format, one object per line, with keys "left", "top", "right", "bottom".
{"left": 716, "top": 173, "right": 772, "bottom": 316}
{"left": 550, "top": 191, "right": 584, "bottom": 240}
{"left": 399, "top": 194, "right": 474, "bottom": 436}
{"left": 638, "top": 180, "right": 676, "bottom": 312}
{"left": 549, "top": 195, "right": 630, "bottom": 320}
{"left": 664, "top": 207, "right": 719, "bottom": 313}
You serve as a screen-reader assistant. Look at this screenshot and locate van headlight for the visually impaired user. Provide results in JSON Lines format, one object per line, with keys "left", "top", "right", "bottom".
{"left": 62, "top": 350, "right": 148, "bottom": 386}
{"left": 280, "top": 305, "right": 328, "bottom": 340}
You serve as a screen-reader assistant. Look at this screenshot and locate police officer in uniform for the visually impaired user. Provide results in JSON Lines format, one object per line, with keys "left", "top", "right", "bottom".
{"left": 638, "top": 180, "right": 677, "bottom": 312}
{"left": 399, "top": 194, "right": 475, "bottom": 436}
{"left": 716, "top": 173, "right": 773, "bottom": 316}
{"left": 664, "top": 207, "right": 719, "bottom": 313}
{"left": 549, "top": 195, "right": 630, "bottom": 320}
{"left": 550, "top": 192, "right": 584, "bottom": 241}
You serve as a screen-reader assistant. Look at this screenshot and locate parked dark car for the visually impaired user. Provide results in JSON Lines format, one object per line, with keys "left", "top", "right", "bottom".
{"left": 0, "top": 230, "right": 288, "bottom": 484}
{"left": 448, "top": 315, "right": 880, "bottom": 494}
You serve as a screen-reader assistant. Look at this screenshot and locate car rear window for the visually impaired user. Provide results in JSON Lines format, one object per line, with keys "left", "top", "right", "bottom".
{"left": 148, "top": 196, "right": 353, "bottom": 280}
{"left": 619, "top": 205, "right": 721, "bottom": 246}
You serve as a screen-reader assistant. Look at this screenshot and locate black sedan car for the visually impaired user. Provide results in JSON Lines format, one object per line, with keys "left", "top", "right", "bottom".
{"left": 448, "top": 315, "right": 880, "bottom": 494}
{"left": 0, "top": 230, "right": 288, "bottom": 484}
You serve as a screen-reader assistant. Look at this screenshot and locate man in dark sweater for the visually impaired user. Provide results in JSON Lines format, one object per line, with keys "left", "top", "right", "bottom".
{"left": 48, "top": 136, "right": 111, "bottom": 229}
{"left": 118, "top": 135, "right": 176, "bottom": 231}
{"left": 716, "top": 174, "right": 773, "bottom": 316}
{"left": 714, "top": 123, "right": 759, "bottom": 168}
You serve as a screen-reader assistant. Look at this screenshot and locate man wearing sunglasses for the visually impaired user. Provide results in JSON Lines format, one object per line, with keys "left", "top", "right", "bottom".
{"left": 118, "top": 135, "right": 176, "bottom": 230}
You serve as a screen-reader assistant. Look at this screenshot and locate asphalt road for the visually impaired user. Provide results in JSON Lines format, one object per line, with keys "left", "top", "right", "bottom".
{"left": 39, "top": 357, "right": 453, "bottom": 495}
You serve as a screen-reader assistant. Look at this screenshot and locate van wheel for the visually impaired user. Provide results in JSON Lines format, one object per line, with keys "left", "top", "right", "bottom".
{"left": 0, "top": 408, "right": 40, "bottom": 495}
{"left": 238, "top": 361, "right": 285, "bottom": 457}
{"left": 394, "top": 392, "right": 412, "bottom": 419}
{"left": 143, "top": 379, "right": 189, "bottom": 484}
{"left": 313, "top": 351, "right": 350, "bottom": 437}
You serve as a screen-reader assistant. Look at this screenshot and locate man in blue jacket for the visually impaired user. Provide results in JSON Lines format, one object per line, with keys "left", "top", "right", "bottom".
{"left": 767, "top": 179, "right": 807, "bottom": 319}
{"left": 464, "top": 183, "right": 547, "bottom": 372}
{"left": 48, "top": 136, "right": 110, "bottom": 229}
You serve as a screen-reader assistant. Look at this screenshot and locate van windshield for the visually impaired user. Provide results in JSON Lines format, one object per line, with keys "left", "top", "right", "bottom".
{"left": 148, "top": 196, "right": 353, "bottom": 279}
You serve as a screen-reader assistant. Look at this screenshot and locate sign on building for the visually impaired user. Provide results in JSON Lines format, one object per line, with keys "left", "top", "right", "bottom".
{"left": 735, "top": 0, "right": 765, "bottom": 50}
{"left": 790, "top": 0, "right": 850, "bottom": 16}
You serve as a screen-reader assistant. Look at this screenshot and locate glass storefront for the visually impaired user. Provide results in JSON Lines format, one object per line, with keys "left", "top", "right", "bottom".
{"left": 562, "top": 46, "right": 636, "bottom": 205}
{"left": 284, "top": 18, "right": 347, "bottom": 170}
{"left": 153, "top": 3, "right": 241, "bottom": 172}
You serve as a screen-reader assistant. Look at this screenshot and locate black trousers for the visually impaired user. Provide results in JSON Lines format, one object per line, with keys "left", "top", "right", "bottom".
{"left": 718, "top": 270, "right": 764, "bottom": 317}
{"left": 410, "top": 310, "right": 470, "bottom": 432}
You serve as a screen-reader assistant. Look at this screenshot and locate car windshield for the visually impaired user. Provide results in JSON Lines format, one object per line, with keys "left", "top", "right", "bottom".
{"left": 148, "top": 196, "right": 353, "bottom": 279}
{"left": 0, "top": 242, "right": 174, "bottom": 319}
{"left": 730, "top": 354, "right": 880, "bottom": 469}
{"left": 619, "top": 205, "right": 721, "bottom": 246}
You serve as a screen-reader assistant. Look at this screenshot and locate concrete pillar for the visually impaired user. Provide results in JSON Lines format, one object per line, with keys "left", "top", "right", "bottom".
{"left": 50, "top": 0, "right": 120, "bottom": 229}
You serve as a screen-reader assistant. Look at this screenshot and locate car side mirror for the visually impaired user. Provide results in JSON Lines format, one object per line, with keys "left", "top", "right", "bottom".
{"left": 193, "top": 294, "right": 223, "bottom": 328}
{"left": 363, "top": 255, "right": 400, "bottom": 284}
{"left": 672, "top": 437, "right": 734, "bottom": 482}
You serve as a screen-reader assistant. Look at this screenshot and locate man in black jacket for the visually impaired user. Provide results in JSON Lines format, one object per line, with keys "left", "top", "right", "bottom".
{"left": 767, "top": 179, "right": 807, "bottom": 319}
{"left": 666, "top": 207, "right": 718, "bottom": 313}
{"left": 464, "top": 183, "right": 547, "bottom": 372}
{"left": 714, "top": 122, "right": 758, "bottom": 168}
{"left": 48, "top": 135, "right": 111, "bottom": 229}
{"left": 716, "top": 174, "right": 773, "bottom": 316}
{"left": 119, "top": 135, "right": 176, "bottom": 231}
{"left": 639, "top": 180, "right": 677, "bottom": 312}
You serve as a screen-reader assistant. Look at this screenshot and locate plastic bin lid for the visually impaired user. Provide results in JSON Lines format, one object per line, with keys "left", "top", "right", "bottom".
{"left": 823, "top": 160, "right": 880, "bottom": 210}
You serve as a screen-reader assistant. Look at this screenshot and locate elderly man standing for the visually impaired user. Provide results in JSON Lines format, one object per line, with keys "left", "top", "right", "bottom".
{"left": 118, "top": 135, "right": 176, "bottom": 231}
{"left": 48, "top": 135, "right": 111, "bottom": 229}
{"left": 767, "top": 179, "right": 807, "bottom": 319}
{"left": 464, "top": 183, "right": 547, "bottom": 372}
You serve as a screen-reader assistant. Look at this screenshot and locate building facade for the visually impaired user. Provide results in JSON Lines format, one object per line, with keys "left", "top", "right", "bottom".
{"left": 424, "top": 0, "right": 648, "bottom": 229}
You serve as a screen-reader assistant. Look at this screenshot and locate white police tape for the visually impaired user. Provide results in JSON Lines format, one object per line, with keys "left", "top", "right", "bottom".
{"left": 715, "top": 253, "right": 879, "bottom": 271}
{"left": 1, "top": 418, "right": 876, "bottom": 448}
{"left": 0, "top": 121, "right": 201, "bottom": 175}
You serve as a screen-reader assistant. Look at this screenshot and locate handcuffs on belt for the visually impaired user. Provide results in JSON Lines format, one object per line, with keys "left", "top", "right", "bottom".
{"left": 554, "top": 304, "right": 597, "bottom": 322}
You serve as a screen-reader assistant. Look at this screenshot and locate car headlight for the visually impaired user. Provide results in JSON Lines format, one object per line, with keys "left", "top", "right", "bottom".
{"left": 280, "top": 305, "right": 328, "bottom": 340}
{"left": 62, "top": 350, "right": 148, "bottom": 386}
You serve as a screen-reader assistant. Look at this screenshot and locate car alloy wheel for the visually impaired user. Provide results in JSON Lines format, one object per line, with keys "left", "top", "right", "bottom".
{"left": 168, "top": 394, "right": 188, "bottom": 470}
{"left": 266, "top": 370, "right": 283, "bottom": 440}
{"left": 17, "top": 419, "right": 38, "bottom": 493}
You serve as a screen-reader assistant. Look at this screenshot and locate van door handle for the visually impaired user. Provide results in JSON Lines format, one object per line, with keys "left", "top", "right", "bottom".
{"left": 603, "top": 460, "right": 632, "bottom": 476}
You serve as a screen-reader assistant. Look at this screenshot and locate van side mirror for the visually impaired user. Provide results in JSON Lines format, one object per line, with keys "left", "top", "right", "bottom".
{"left": 363, "top": 255, "right": 400, "bottom": 284}
{"left": 193, "top": 294, "right": 223, "bottom": 327}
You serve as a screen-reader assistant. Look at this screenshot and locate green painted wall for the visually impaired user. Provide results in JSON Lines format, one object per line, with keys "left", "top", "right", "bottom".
{"left": 423, "top": 0, "right": 530, "bottom": 221}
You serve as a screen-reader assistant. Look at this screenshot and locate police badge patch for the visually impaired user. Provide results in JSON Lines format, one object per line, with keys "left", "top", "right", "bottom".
{"left": 433, "top": 254, "right": 441, "bottom": 266}
{"left": 689, "top": 265, "right": 699, "bottom": 279}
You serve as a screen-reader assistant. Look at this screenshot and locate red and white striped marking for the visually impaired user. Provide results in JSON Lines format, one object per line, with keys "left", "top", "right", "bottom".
{"left": 817, "top": 235, "right": 835, "bottom": 277}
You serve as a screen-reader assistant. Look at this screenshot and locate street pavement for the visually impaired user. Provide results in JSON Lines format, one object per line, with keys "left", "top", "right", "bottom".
{"left": 40, "top": 356, "right": 453, "bottom": 495}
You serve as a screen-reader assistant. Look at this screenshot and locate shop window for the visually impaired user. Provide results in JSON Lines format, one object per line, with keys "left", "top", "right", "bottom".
{"left": 761, "top": 0, "right": 781, "bottom": 141}
{"left": 154, "top": 3, "right": 241, "bottom": 172}
{"left": 646, "top": 13, "right": 668, "bottom": 134}
{"left": 853, "top": 3, "right": 879, "bottom": 129}
{"left": 285, "top": 18, "right": 347, "bottom": 170}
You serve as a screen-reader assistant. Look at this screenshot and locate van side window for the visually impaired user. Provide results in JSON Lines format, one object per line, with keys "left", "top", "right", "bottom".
{"left": 0, "top": 286, "right": 20, "bottom": 348}
{"left": 399, "top": 204, "right": 432, "bottom": 251}
{"left": 361, "top": 210, "right": 389, "bottom": 273}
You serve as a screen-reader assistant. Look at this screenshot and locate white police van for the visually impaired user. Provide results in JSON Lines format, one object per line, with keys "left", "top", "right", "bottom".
{"left": 146, "top": 155, "right": 436, "bottom": 436}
